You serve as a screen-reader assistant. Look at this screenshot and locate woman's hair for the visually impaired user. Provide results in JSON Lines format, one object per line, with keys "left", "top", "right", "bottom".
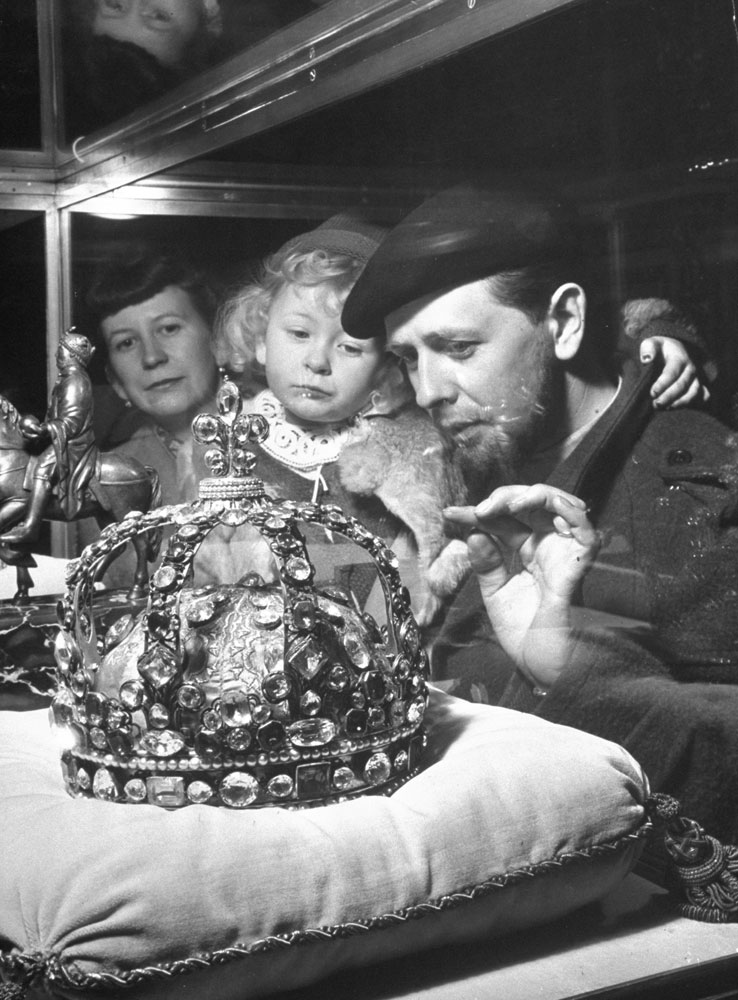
{"left": 86, "top": 249, "right": 221, "bottom": 353}
{"left": 218, "top": 246, "right": 413, "bottom": 414}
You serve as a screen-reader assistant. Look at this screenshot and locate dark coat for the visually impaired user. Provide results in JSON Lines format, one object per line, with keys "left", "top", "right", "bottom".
{"left": 432, "top": 357, "right": 738, "bottom": 841}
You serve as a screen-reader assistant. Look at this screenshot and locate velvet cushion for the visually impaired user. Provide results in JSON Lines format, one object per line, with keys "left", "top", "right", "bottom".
{"left": 0, "top": 688, "right": 649, "bottom": 998}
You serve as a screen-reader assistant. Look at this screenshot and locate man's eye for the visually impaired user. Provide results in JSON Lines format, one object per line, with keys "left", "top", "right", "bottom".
{"left": 102, "top": 0, "right": 126, "bottom": 12}
{"left": 158, "top": 323, "right": 182, "bottom": 337}
{"left": 443, "top": 341, "right": 475, "bottom": 358}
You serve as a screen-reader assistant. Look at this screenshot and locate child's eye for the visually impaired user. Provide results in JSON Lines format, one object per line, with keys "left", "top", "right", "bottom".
{"left": 339, "top": 343, "right": 364, "bottom": 357}
{"left": 101, "top": 0, "right": 126, "bottom": 12}
{"left": 288, "top": 328, "right": 310, "bottom": 340}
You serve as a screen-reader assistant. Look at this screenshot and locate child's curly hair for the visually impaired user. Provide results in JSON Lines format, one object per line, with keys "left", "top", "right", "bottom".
{"left": 218, "top": 245, "right": 413, "bottom": 415}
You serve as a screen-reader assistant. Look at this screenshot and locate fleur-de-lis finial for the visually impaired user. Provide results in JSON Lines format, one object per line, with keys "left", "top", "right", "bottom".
{"left": 192, "top": 378, "right": 269, "bottom": 481}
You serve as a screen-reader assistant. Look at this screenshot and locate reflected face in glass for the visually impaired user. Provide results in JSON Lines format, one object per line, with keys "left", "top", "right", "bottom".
{"left": 101, "top": 285, "right": 218, "bottom": 436}
{"left": 92, "top": 0, "right": 205, "bottom": 68}
{"left": 386, "top": 278, "right": 556, "bottom": 479}
{"left": 257, "top": 282, "right": 386, "bottom": 428}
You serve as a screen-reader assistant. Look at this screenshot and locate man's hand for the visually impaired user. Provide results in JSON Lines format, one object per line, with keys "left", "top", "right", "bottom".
{"left": 444, "top": 485, "right": 601, "bottom": 689}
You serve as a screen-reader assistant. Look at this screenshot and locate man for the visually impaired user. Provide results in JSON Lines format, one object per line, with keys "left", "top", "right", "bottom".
{"left": 341, "top": 183, "right": 738, "bottom": 841}
{"left": 1, "top": 330, "right": 97, "bottom": 544}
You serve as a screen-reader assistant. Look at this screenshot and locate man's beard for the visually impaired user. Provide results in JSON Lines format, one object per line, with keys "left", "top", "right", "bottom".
{"left": 440, "top": 343, "right": 560, "bottom": 502}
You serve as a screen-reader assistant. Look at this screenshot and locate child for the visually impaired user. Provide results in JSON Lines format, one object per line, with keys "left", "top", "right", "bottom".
{"left": 220, "top": 213, "right": 708, "bottom": 627}
{"left": 220, "top": 213, "right": 470, "bottom": 625}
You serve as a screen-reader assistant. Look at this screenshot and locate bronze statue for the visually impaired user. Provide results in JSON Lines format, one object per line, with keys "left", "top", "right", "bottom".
{"left": 0, "top": 329, "right": 161, "bottom": 602}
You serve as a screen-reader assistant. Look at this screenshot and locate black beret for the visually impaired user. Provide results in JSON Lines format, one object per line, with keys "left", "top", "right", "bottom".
{"left": 341, "top": 183, "right": 582, "bottom": 339}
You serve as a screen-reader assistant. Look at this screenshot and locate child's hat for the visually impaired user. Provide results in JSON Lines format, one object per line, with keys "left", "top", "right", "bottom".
{"left": 280, "top": 211, "right": 387, "bottom": 265}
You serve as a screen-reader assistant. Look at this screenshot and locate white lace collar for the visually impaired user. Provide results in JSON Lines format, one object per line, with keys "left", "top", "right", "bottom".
{"left": 249, "top": 389, "right": 360, "bottom": 474}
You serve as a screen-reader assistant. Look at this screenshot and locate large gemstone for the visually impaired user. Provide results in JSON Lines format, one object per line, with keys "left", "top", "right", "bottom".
{"left": 104, "top": 614, "right": 134, "bottom": 652}
{"left": 220, "top": 772, "right": 259, "bottom": 808}
{"left": 148, "top": 703, "right": 170, "bottom": 729}
{"left": 295, "top": 762, "right": 331, "bottom": 800}
{"left": 138, "top": 646, "right": 180, "bottom": 688}
{"left": 146, "top": 776, "right": 186, "bottom": 808}
{"left": 287, "top": 636, "right": 328, "bottom": 679}
{"left": 225, "top": 727, "right": 252, "bottom": 751}
{"left": 267, "top": 774, "right": 294, "bottom": 799}
{"left": 300, "top": 691, "right": 321, "bottom": 716}
{"left": 139, "top": 729, "right": 185, "bottom": 757}
{"left": 187, "top": 780, "right": 214, "bottom": 804}
{"left": 92, "top": 767, "right": 119, "bottom": 801}
{"left": 257, "top": 720, "right": 285, "bottom": 749}
{"left": 361, "top": 670, "right": 386, "bottom": 703}
{"left": 287, "top": 717, "right": 336, "bottom": 747}
{"left": 363, "top": 752, "right": 391, "bottom": 786}
{"left": 218, "top": 379, "right": 242, "bottom": 421}
{"left": 345, "top": 708, "right": 367, "bottom": 735}
{"left": 343, "top": 631, "right": 370, "bottom": 669}
{"left": 120, "top": 679, "right": 145, "bottom": 710}
{"left": 284, "top": 556, "right": 312, "bottom": 582}
{"left": 124, "top": 778, "right": 147, "bottom": 803}
{"left": 153, "top": 566, "right": 178, "bottom": 592}
{"left": 332, "top": 766, "right": 358, "bottom": 792}
{"left": 262, "top": 671, "right": 292, "bottom": 702}
{"left": 176, "top": 683, "right": 205, "bottom": 710}
{"left": 221, "top": 687, "right": 251, "bottom": 727}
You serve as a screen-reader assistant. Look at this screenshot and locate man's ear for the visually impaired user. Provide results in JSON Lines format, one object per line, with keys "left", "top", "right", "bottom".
{"left": 547, "top": 283, "right": 586, "bottom": 361}
{"left": 106, "top": 365, "right": 129, "bottom": 403}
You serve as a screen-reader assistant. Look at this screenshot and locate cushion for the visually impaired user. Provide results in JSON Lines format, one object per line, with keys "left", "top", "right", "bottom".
{"left": 0, "top": 687, "right": 649, "bottom": 998}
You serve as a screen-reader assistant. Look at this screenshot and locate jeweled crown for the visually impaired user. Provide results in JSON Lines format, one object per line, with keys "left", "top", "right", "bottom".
{"left": 51, "top": 380, "right": 428, "bottom": 809}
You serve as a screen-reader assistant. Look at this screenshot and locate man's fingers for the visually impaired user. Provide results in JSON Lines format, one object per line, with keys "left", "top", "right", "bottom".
{"left": 466, "top": 530, "right": 505, "bottom": 573}
{"left": 466, "top": 531, "right": 511, "bottom": 600}
{"left": 445, "top": 486, "right": 590, "bottom": 539}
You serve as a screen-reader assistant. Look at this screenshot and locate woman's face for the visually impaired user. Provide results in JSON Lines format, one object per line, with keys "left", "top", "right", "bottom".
{"left": 102, "top": 284, "right": 218, "bottom": 437}
{"left": 92, "top": 0, "right": 205, "bottom": 68}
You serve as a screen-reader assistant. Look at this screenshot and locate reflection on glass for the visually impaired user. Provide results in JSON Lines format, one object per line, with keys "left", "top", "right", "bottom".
{"left": 62, "top": 0, "right": 322, "bottom": 139}
{"left": 0, "top": 0, "right": 41, "bottom": 149}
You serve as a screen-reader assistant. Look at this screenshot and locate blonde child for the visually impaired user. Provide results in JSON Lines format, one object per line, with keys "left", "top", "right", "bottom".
{"left": 219, "top": 213, "right": 469, "bottom": 625}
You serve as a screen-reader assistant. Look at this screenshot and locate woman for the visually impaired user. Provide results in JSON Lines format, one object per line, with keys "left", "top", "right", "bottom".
{"left": 79, "top": 249, "right": 259, "bottom": 586}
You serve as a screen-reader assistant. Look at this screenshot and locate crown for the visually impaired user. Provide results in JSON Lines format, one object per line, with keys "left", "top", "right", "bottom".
{"left": 50, "top": 379, "right": 429, "bottom": 809}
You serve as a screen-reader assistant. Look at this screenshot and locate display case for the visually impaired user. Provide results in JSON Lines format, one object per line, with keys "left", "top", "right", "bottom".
{"left": 1, "top": 4, "right": 738, "bottom": 993}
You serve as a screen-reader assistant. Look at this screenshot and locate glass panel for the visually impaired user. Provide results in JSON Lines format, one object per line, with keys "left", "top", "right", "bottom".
{"left": 61, "top": 0, "right": 332, "bottom": 140}
{"left": 0, "top": 0, "right": 41, "bottom": 149}
{"left": 0, "top": 214, "right": 51, "bottom": 555}
{"left": 209, "top": 0, "right": 737, "bottom": 178}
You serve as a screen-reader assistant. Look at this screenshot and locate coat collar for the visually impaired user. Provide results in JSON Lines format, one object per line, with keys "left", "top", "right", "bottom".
{"left": 546, "top": 357, "right": 655, "bottom": 519}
